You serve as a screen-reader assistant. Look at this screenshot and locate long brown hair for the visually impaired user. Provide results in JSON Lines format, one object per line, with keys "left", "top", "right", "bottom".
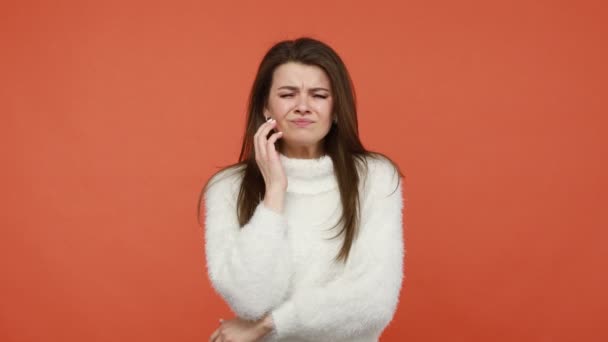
{"left": 198, "top": 37, "right": 402, "bottom": 263}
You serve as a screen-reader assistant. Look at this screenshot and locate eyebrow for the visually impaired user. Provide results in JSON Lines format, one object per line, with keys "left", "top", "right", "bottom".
{"left": 277, "top": 86, "right": 330, "bottom": 92}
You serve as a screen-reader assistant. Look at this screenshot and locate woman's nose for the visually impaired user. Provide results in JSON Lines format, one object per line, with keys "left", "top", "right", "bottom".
{"left": 294, "top": 95, "right": 312, "bottom": 113}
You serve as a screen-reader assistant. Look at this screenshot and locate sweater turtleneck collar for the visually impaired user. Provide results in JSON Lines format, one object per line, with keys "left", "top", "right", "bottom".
{"left": 278, "top": 152, "right": 337, "bottom": 195}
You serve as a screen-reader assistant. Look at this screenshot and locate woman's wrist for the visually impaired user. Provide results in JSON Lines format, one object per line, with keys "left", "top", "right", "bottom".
{"left": 255, "top": 314, "right": 275, "bottom": 338}
{"left": 263, "top": 188, "right": 285, "bottom": 213}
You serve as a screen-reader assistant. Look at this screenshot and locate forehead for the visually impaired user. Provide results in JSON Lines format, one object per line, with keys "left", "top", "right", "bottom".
{"left": 272, "top": 62, "right": 331, "bottom": 88}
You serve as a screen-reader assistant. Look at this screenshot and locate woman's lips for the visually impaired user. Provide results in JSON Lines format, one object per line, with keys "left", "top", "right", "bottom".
{"left": 291, "top": 120, "right": 313, "bottom": 127}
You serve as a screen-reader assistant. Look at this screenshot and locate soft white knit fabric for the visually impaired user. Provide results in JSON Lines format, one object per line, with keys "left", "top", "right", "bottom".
{"left": 203, "top": 152, "right": 405, "bottom": 342}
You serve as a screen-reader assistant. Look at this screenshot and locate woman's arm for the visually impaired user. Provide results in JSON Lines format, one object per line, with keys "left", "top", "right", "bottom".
{"left": 203, "top": 171, "right": 292, "bottom": 321}
{"left": 268, "top": 159, "right": 405, "bottom": 340}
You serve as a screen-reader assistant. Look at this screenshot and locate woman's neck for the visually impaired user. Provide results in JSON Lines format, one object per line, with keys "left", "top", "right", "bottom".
{"left": 279, "top": 143, "right": 325, "bottom": 159}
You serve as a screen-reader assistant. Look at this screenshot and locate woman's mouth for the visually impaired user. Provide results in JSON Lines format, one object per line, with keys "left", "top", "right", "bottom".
{"left": 291, "top": 120, "right": 313, "bottom": 127}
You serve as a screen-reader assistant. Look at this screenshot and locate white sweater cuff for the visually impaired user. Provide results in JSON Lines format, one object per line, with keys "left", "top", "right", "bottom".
{"left": 247, "top": 202, "right": 288, "bottom": 238}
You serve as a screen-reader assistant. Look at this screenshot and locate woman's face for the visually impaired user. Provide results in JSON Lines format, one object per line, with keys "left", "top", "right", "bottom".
{"left": 264, "top": 62, "right": 333, "bottom": 152}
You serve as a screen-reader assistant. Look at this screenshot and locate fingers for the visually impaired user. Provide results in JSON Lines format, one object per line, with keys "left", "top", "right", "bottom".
{"left": 256, "top": 120, "right": 275, "bottom": 161}
{"left": 254, "top": 118, "right": 275, "bottom": 143}
{"left": 255, "top": 119, "right": 278, "bottom": 161}
{"left": 266, "top": 131, "right": 283, "bottom": 157}
{"left": 209, "top": 327, "right": 219, "bottom": 342}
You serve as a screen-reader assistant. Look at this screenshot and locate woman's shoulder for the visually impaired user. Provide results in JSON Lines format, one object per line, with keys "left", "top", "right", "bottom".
{"left": 204, "top": 163, "right": 246, "bottom": 198}
{"left": 197, "top": 163, "right": 245, "bottom": 226}
{"left": 362, "top": 152, "right": 400, "bottom": 174}
{"left": 357, "top": 151, "right": 403, "bottom": 197}
{"left": 358, "top": 151, "right": 402, "bottom": 181}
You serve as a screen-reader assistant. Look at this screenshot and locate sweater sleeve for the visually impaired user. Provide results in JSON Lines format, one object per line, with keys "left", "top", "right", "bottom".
{"left": 203, "top": 170, "right": 292, "bottom": 320}
{"left": 269, "top": 159, "right": 405, "bottom": 340}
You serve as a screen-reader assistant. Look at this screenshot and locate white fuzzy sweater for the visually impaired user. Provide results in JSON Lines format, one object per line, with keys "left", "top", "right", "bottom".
{"left": 203, "top": 152, "right": 405, "bottom": 342}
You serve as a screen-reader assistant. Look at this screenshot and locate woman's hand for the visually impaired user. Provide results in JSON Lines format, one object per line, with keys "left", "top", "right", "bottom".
{"left": 254, "top": 117, "right": 287, "bottom": 212}
{"left": 209, "top": 315, "right": 273, "bottom": 342}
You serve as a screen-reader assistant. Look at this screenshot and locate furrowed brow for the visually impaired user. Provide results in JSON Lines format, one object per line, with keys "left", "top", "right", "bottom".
{"left": 277, "top": 86, "right": 330, "bottom": 92}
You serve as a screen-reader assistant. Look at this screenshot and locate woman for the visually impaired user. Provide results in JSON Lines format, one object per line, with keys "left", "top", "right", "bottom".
{"left": 198, "top": 37, "right": 405, "bottom": 342}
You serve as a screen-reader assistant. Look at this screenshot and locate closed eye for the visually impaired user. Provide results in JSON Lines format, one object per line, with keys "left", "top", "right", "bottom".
{"left": 279, "top": 94, "right": 329, "bottom": 99}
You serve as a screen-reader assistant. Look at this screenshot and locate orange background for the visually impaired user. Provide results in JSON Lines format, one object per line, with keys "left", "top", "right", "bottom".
{"left": 1, "top": 0, "right": 606, "bottom": 341}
